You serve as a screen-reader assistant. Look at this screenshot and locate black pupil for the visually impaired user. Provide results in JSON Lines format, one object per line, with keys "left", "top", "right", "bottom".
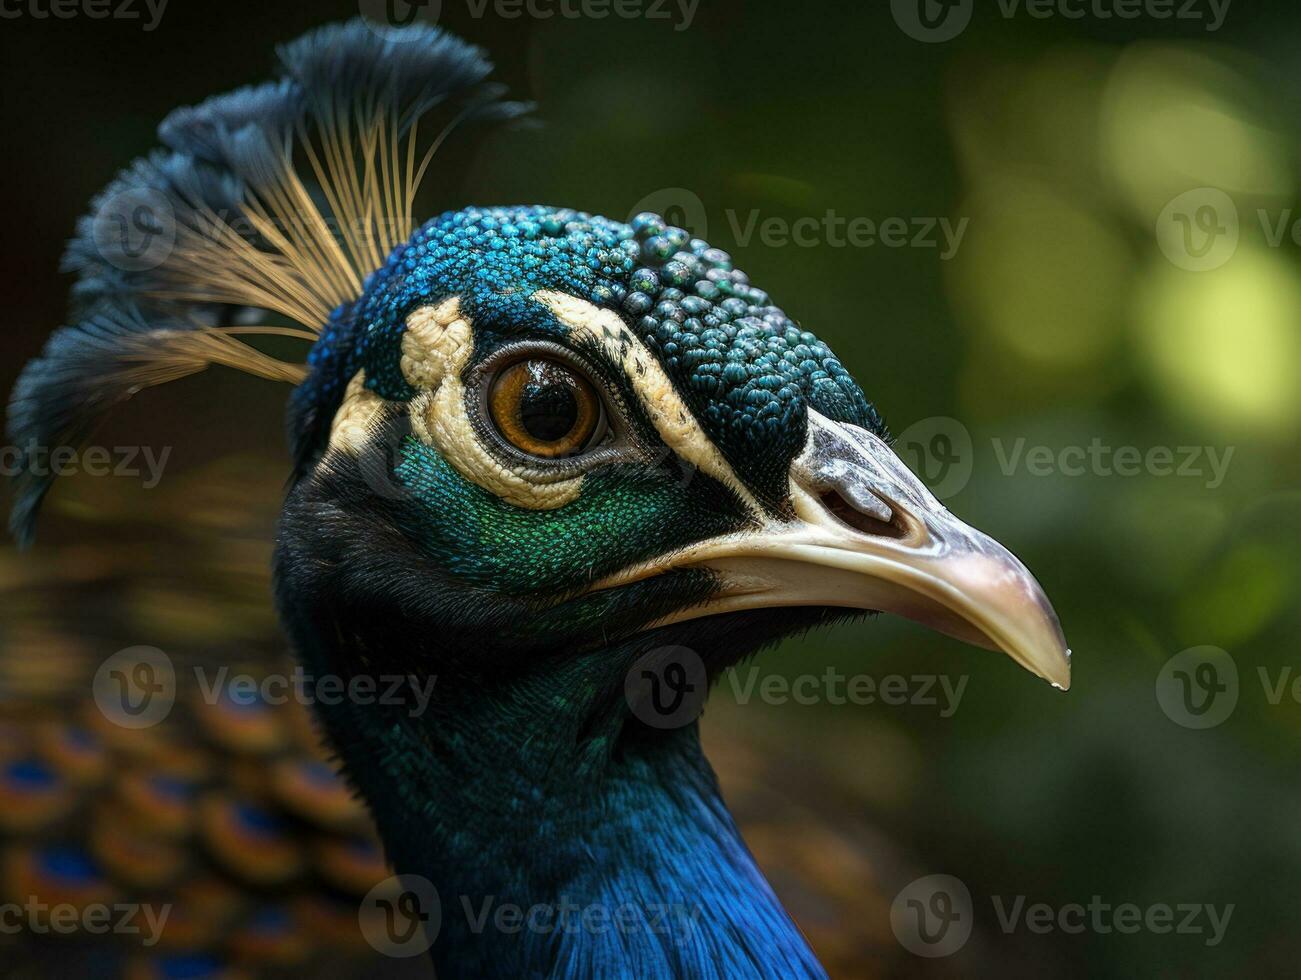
{"left": 519, "top": 376, "right": 579, "bottom": 443}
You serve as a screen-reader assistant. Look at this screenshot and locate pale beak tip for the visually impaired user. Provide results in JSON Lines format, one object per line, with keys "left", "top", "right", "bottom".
{"left": 1035, "top": 645, "right": 1072, "bottom": 692}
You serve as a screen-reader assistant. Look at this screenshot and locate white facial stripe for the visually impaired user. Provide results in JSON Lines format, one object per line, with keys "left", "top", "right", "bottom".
{"left": 533, "top": 289, "right": 762, "bottom": 515}
{"left": 402, "top": 297, "right": 582, "bottom": 510}
{"left": 328, "top": 370, "right": 386, "bottom": 453}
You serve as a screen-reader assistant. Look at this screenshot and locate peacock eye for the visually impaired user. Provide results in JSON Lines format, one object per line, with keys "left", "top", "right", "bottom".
{"left": 488, "top": 358, "right": 603, "bottom": 459}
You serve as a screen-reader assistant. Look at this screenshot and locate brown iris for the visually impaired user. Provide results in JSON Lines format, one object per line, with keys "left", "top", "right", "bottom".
{"left": 488, "top": 359, "right": 601, "bottom": 458}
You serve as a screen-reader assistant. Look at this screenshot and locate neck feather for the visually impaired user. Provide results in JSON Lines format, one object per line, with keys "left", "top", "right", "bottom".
{"left": 277, "top": 609, "right": 823, "bottom": 978}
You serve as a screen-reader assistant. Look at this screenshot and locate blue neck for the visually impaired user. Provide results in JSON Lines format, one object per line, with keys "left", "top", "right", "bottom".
{"left": 418, "top": 728, "right": 827, "bottom": 979}
{"left": 342, "top": 700, "right": 827, "bottom": 978}
{"left": 274, "top": 546, "right": 828, "bottom": 977}
{"left": 300, "top": 654, "right": 824, "bottom": 977}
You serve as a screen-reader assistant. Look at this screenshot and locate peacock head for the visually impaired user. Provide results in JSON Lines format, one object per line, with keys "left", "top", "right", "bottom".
{"left": 275, "top": 202, "right": 1070, "bottom": 701}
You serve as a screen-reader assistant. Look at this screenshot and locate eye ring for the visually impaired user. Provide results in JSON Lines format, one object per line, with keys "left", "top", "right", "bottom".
{"left": 467, "top": 342, "right": 627, "bottom": 478}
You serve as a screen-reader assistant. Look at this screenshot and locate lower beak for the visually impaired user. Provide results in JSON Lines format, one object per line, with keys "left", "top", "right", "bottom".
{"left": 594, "top": 410, "right": 1071, "bottom": 690}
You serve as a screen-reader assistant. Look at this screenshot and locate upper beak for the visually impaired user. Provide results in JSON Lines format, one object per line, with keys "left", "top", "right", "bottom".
{"left": 592, "top": 409, "right": 1071, "bottom": 690}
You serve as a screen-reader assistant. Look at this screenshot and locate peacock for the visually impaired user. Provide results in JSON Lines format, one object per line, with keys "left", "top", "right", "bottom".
{"left": 4, "top": 18, "right": 1070, "bottom": 979}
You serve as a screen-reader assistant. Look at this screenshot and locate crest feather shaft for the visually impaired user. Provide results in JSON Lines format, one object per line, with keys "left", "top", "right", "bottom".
{"left": 8, "top": 19, "right": 531, "bottom": 541}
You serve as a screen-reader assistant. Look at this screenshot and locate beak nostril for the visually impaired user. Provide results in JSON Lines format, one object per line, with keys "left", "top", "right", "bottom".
{"left": 818, "top": 488, "right": 910, "bottom": 540}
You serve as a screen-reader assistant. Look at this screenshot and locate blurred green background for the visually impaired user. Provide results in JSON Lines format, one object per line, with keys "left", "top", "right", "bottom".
{"left": 1, "top": 1, "right": 1299, "bottom": 976}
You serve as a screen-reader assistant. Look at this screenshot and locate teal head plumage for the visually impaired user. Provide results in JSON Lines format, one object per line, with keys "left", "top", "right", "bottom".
{"left": 7, "top": 18, "right": 1070, "bottom": 979}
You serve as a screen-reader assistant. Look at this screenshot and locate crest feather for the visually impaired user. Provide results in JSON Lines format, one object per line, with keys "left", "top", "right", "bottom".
{"left": 8, "top": 18, "right": 531, "bottom": 542}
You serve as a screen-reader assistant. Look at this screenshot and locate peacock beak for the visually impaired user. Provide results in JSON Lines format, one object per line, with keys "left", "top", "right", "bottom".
{"left": 594, "top": 409, "right": 1071, "bottom": 690}
{"left": 779, "top": 409, "right": 1070, "bottom": 689}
